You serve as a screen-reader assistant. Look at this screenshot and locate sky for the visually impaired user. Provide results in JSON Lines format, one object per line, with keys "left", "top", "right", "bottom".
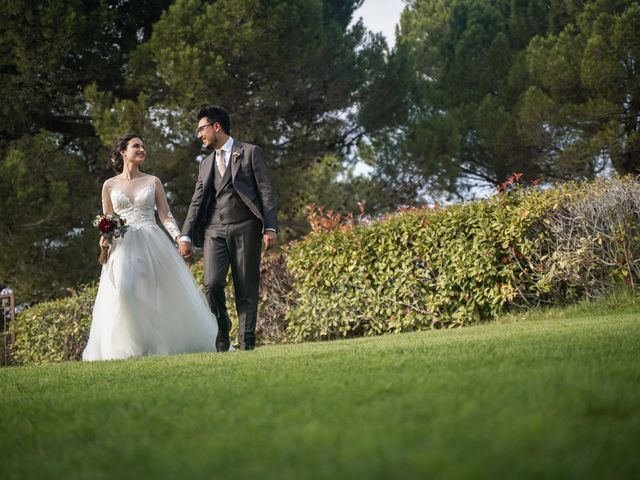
{"left": 352, "top": 0, "right": 407, "bottom": 47}
{"left": 347, "top": 1, "right": 407, "bottom": 178}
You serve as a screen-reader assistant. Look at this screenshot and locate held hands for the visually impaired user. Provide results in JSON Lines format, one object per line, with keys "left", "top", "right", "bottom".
{"left": 179, "top": 232, "right": 275, "bottom": 257}
{"left": 263, "top": 231, "right": 277, "bottom": 250}
{"left": 178, "top": 241, "right": 192, "bottom": 258}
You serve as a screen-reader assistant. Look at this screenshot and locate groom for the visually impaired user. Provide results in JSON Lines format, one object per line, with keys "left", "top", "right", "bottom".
{"left": 179, "top": 106, "right": 278, "bottom": 351}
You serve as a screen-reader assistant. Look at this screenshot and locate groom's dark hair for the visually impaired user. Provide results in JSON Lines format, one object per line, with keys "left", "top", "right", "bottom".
{"left": 198, "top": 106, "right": 231, "bottom": 135}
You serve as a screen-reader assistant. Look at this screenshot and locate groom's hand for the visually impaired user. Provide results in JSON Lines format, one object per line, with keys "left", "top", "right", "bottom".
{"left": 178, "top": 241, "right": 192, "bottom": 258}
{"left": 263, "top": 231, "right": 277, "bottom": 250}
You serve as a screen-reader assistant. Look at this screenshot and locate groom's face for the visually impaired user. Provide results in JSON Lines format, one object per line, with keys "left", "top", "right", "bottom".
{"left": 197, "top": 118, "right": 221, "bottom": 149}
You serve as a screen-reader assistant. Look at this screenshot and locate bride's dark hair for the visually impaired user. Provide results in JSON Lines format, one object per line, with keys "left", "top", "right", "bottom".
{"left": 111, "top": 133, "right": 144, "bottom": 173}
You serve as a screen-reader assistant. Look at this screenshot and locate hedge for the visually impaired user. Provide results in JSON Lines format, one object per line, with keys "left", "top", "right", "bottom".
{"left": 284, "top": 176, "right": 640, "bottom": 341}
{"left": 527, "top": 177, "right": 640, "bottom": 301}
{"left": 285, "top": 181, "right": 547, "bottom": 340}
{"left": 10, "top": 285, "right": 97, "bottom": 364}
{"left": 8, "top": 177, "right": 640, "bottom": 363}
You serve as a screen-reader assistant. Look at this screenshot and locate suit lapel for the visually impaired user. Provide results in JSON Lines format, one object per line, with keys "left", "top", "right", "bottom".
{"left": 201, "top": 151, "right": 215, "bottom": 190}
{"left": 231, "top": 140, "right": 244, "bottom": 181}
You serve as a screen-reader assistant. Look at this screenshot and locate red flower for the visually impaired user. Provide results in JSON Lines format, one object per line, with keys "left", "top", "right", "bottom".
{"left": 94, "top": 212, "right": 128, "bottom": 238}
{"left": 98, "top": 217, "right": 112, "bottom": 233}
{"left": 512, "top": 172, "right": 524, "bottom": 183}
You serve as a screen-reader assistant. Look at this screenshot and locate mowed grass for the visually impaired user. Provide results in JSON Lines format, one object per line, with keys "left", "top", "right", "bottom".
{"left": 2, "top": 302, "right": 639, "bottom": 479}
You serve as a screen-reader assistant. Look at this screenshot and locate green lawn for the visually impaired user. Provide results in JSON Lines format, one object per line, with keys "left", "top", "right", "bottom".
{"left": 2, "top": 303, "right": 639, "bottom": 479}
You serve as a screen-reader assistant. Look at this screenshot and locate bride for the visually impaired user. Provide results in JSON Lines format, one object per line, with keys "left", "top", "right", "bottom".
{"left": 83, "top": 133, "right": 218, "bottom": 361}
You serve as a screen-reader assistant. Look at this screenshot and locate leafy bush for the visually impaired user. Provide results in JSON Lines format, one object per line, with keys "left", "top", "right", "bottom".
{"left": 284, "top": 177, "right": 640, "bottom": 341}
{"left": 285, "top": 184, "right": 547, "bottom": 340}
{"left": 10, "top": 285, "right": 97, "bottom": 365}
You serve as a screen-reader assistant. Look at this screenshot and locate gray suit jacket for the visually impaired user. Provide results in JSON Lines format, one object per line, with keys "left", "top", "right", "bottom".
{"left": 182, "top": 140, "right": 278, "bottom": 247}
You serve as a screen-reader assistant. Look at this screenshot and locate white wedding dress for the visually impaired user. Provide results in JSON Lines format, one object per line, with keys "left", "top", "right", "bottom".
{"left": 82, "top": 175, "right": 217, "bottom": 361}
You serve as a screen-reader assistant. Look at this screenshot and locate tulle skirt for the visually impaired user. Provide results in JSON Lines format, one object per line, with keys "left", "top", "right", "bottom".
{"left": 82, "top": 225, "right": 217, "bottom": 361}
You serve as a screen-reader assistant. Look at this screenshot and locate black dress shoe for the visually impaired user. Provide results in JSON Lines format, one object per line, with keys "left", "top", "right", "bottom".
{"left": 216, "top": 332, "right": 230, "bottom": 352}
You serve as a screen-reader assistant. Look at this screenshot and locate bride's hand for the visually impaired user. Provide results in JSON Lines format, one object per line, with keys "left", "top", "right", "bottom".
{"left": 99, "top": 236, "right": 109, "bottom": 247}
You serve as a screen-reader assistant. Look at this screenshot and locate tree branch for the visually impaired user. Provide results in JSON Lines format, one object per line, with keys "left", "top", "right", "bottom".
{"left": 42, "top": 115, "right": 95, "bottom": 138}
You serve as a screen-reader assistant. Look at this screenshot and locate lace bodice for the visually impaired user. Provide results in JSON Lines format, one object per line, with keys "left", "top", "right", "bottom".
{"left": 110, "top": 184, "right": 157, "bottom": 229}
{"left": 102, "top": 175, "right": 181, "bottom": 239}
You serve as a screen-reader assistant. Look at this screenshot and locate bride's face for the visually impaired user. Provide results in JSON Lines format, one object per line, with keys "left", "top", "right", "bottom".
{"left": 122, "top": 137, "right": 146, "bottom": 165}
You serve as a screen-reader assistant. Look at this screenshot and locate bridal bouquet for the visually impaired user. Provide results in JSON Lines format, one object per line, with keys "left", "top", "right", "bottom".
{"left": 93, "top": 212, "right": 128, "bottom": 264}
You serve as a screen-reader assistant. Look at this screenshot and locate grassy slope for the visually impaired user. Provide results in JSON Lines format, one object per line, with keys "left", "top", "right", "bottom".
{"left": 1, "top": 305, "right": 639, "bottom": 479}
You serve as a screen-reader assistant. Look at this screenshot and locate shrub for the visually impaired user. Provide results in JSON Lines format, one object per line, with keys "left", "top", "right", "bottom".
{"left": 285, "top": 183, "right": 549, "bottom": 340}
{"left": 257, "top": 253, "right": 296, "bottom": 343}
{"left": 10, "top": 285, "right": 97, "bottom": 365}
{"left": 529, "top": 177, "right": 640, "bottom": 300}
{"left": 284, "top": 177, "right": 640, "bottom": 341}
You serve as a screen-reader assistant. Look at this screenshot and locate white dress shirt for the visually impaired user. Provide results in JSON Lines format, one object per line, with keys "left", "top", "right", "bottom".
{"left": 216, "top": 136, "right": 234, "bottom": 169}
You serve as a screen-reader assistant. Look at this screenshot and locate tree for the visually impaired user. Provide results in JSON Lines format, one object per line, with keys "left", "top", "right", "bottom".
{"left": 522, "top": 0, "right": 640, "bottom": 176}
{"left": 0, "top": 0, "right": 175, "bottom": 301}
{"left": 1, "top": 0, "right": 386, "bottom": 301}
{"left": 93, "top": 0, "right": 384, "bottom": 223}
{"left": 0, "top": 132, "right": 97, "bottom": 300}
{"left": 0, "top": 0, "right": 173, "bottom": 144}
{"left": 364, "top": 0, "right": 560, "bottom": 197}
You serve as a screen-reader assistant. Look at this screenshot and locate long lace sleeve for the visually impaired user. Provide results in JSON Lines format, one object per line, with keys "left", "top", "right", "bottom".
{"left": 154, "top": 177, "right": 181, "bottom": 240}
{"left": 102, "top": 180, "right": 114, "bottom": 214}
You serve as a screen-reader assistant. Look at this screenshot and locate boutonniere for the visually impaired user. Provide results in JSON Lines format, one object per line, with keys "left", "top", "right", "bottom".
{"left": 232, "top": 151, "right": 241, "bottom": 162}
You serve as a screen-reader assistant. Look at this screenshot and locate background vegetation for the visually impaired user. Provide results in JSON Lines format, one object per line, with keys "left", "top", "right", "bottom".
{"left": 2, "top": 0, "right": 639, "bottom": 303}
{"left": 286, "top": 176, "right": 640, "bottom": 341}
{"left": 9, "top": 177, "right": 639, "bottom": 365}
{"left": 363, "top": 0, "right": 640, "bottom": 204}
